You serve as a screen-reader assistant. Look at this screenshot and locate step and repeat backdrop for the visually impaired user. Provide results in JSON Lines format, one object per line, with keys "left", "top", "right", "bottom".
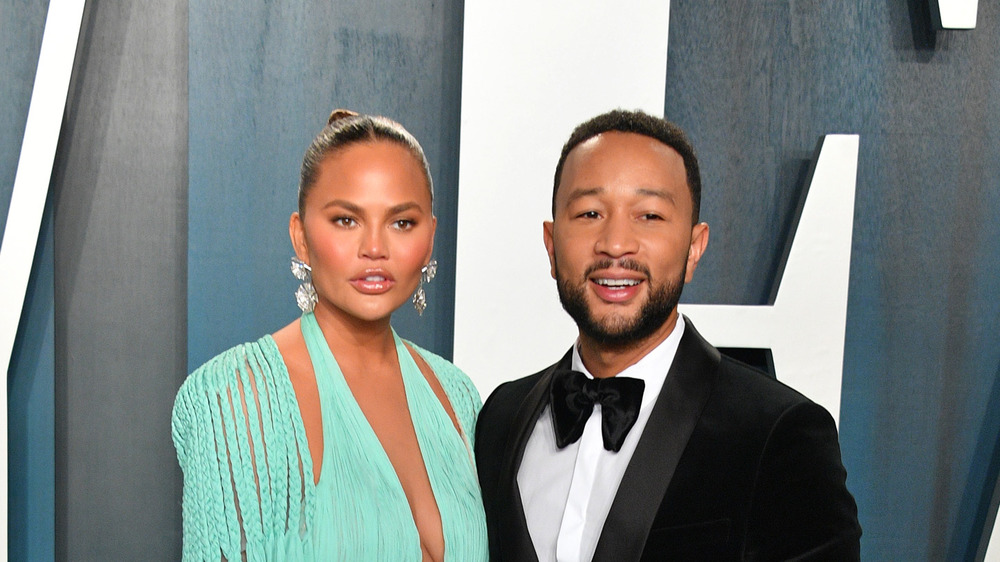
{"left": 4, "top": 0, "right": 999, "bottom": 559}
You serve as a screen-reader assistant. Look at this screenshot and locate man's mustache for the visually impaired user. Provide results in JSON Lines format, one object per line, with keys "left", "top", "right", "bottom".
{"left": 583, "top": 258, "right": 651, "bottom": 279}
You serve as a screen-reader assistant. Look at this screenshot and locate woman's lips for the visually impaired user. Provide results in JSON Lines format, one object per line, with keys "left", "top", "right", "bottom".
{"left": 350, "top": 271, "right": 395, "bottom": 294}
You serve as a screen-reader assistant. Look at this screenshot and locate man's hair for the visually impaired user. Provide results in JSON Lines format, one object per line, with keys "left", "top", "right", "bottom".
{"left": 298, "top": 109, "right": 433, "bottom": 216}
{"left": 552, "top": 109, "right": 701, "bottom": 223}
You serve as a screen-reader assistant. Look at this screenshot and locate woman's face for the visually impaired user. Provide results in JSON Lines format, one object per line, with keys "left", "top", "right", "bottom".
{"left": 291, "top": 140, "right": 435, "bottom": 323}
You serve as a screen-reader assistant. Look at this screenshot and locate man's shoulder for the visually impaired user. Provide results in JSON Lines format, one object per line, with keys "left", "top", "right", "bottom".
{"left": 475, "top": 358, "right": 562, "bottom": 446}
{"left": 479, "top": 369, "right": 547, "bottom": 420}
{"left": 709, "top": 353, "right": 834, "bottom": 429}
{"left": 488, "top": 370, "right": 545, "bottom": 400}
{"left": 679, "top": 317, "right": 815, "bottom": 412}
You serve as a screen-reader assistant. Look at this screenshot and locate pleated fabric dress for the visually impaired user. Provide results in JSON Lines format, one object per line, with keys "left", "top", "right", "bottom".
{"left": 172, "top": 312, "right": 488, "bottom": 561}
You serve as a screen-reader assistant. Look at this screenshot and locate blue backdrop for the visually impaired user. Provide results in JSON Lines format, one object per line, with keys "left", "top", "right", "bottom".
{"left": 187, "top": 0, "right": 465, "bottom": 369}
{"left": 667, "top": 3, "right": 1000, "bottom": 558}
{"left": 5, "top": 0, "right": 1000, "bottom": 559}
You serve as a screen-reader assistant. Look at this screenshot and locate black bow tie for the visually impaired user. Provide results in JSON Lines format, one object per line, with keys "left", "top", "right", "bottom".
{"left": 549, "top": 369, "right": 645, "bottom": 452}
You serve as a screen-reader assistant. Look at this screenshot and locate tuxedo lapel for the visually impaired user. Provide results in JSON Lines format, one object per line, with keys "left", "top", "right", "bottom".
{"left": 497, "top": 349, "right": 573, "bottom": 561}
{"left": 592, "top": 318, "right": 720, "bottom": 561}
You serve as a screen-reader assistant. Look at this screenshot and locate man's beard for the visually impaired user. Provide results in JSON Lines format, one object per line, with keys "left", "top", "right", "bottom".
{"left": 555, "top": 257, "right": 684, "bottom": 349}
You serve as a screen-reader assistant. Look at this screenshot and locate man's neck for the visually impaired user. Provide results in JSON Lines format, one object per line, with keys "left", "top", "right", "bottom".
{"left": 577, "top": 310, "right": 680, "bottom": 379}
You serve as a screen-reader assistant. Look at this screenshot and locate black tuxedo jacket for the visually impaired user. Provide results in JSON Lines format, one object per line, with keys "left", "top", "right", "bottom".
{"left": 475, "top": 318, "right": 861, "bottom": 561}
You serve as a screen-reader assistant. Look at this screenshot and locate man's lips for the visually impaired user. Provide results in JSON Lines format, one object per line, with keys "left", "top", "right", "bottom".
{"left": 588, "top": 272, "right": 645, "bottom": 303}
{"left": 591, "top": 278, "right": 642, "bottom": 287}
{"left": 350, "top": 270, "right": 395, "bottom": 294}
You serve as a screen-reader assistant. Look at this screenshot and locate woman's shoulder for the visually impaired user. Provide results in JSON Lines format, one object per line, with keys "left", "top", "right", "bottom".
{"left": 172, "top": 335, "right": 291, "bottom": 449}
{"left": 177, "top": 335, "right": 285, "bottom": 397}
{"left": 405, "top": 341, "right": 473, "bottom": 386}
{"left": 404, "top": 340, "right": 483, "bottom": 417}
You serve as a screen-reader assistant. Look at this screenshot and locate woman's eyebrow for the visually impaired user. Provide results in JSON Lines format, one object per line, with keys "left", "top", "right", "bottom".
{"left": 322, "top": 199, "right": 363, "bottom": 213}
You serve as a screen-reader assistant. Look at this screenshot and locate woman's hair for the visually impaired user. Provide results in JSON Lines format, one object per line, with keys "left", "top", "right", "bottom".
{"left": 298, "top": 109, "right": 433, "bottom": 215}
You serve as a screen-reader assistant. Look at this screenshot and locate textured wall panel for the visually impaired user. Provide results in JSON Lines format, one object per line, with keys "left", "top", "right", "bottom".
{"left": 52, "top": 0, "right": 187, "bottom": 558}
{"left": 665, "top": 1, "right": 1000, "bottom": 559}
{"left": 3, "top": 1, "right": 55, "bottom": 560}
{"left": 0, "top": 0, "right": 49, "bottom": 239}
{"left": 5, "top": 1, "right": 998, "bottom": 559}
{"left": 187, "top": 0, "right": 464, "bottom": 370}
{"left": 8, "top": 215, "right": 55, "bottom": 562}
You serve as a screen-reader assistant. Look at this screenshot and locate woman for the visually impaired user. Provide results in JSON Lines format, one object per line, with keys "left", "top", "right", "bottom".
{"left": 172, "top": 110, "right": 488, "bottom": 561}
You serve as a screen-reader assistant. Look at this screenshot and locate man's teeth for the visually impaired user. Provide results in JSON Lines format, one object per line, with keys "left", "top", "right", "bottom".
{"left": 595, "top": 278, "right": 640, "bottom": 287}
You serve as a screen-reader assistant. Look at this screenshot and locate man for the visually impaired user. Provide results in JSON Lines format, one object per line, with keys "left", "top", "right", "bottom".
{"left": 475, "top": 109, "right": 861, "bottom": 561}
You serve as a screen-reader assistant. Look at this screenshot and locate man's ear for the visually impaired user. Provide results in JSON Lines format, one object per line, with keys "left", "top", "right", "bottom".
{"left": 684, "top": 222, "right": 709, "bottom": 283}
{"left": 543, "top": 221, "right": 556, "bottom": 279}
{"left": 289, "top": 212, "right": 309, "bottom": 262}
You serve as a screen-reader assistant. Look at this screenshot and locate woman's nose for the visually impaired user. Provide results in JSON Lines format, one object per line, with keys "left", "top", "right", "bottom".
{"left": 359, "top": 226, "right": 388, "bottom": 259}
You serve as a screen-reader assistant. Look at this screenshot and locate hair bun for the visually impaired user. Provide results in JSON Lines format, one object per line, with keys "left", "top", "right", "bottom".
{"left": 327, "top": 108, "right": 360, "bottom": 125}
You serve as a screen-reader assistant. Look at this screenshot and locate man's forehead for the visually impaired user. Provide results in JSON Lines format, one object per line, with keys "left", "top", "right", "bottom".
{"left": 563, "top": 132, "right": 683, "bottom": 179}
{"left": 556, "top": 133, "right": 689, "bottom": 212}
{"left": 561, "top": 133, "right": 685, "bottom": 182}
{"left": 562, "top": 185, "right": 678, "bottom": 204}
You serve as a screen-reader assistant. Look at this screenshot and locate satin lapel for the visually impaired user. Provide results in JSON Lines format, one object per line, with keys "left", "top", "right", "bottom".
{"left": 592, "top": 318, "right": 721, "bottom": 562}
{"left": 497, "top": 349, "right": 573, "bottom": 562}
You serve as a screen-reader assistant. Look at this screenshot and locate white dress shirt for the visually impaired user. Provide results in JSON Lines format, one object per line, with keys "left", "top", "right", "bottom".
{"left": 517, "top": 316, "right": 686, "bottom": 562}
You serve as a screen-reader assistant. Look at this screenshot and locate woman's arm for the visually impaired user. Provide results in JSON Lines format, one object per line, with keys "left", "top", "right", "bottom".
{"left": 172, "top": 340, "right": 313, "bottom": 561}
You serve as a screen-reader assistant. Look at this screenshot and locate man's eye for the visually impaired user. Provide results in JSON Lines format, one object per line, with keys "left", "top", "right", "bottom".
{"left": 641, "top": 213, "right": 664, "bottom": 221}
{"left": 577, "top": 211, "right": 600, "bottom": 219}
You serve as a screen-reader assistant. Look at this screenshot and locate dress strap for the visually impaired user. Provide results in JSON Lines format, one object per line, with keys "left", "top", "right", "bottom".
{"left": 298, "top": 312, "right": 340, "bottom": 422}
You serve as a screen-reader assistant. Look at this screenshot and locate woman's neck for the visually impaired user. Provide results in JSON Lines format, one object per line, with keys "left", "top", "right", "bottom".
{"left": 310, "top": 304, "right": 397, "bottom": 369}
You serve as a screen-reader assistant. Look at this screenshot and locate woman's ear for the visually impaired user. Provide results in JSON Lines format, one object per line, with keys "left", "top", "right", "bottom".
{"left": 425, "top": 215, "right": 438, "bottom": 264}
{"left": 289, "top": 212, "right": 309, "bottom": 262}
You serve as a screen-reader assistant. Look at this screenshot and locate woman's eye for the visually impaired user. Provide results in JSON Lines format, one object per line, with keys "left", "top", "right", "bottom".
{"left": 333, "top": 217, "right": 357, "bottom": 227}
{"left": 393, "top": 219, "right": 415, "bottom": 230}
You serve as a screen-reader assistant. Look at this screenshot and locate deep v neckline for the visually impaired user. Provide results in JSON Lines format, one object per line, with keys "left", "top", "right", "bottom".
{"left": 298, "top": 312, "right": 458, "bottom": 557}
{"left": 299, "top": 313, "right": 425, "bottom": 481}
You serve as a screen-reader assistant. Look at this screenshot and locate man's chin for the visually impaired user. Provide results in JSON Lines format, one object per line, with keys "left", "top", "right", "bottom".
{"left": 581, "top": 313, "right": 645, "bottom": 341}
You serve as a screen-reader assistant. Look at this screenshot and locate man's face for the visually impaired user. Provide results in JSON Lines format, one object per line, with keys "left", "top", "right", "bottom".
{"left": 544, "top": 131, "right": 708, "bottom": 347}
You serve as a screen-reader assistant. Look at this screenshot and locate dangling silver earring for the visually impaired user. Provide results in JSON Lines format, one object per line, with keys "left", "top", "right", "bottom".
{"left": 412, "top": 259, "right": 438, "bottom": 316}
{"left": 290, "top": 257, "right": 317, "bottom": 312}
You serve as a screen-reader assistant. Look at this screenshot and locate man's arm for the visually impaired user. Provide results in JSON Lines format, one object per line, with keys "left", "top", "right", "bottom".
{"left": 745, "top": 401, "right": 862, "bottom": 560}
{"left": 475, "top": 381, "right": 518, "bottom": 562}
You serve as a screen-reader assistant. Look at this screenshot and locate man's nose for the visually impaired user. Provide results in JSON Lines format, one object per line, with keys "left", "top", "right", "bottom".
{"left": 594, "top": 214, "right": 638, "bottom": 258}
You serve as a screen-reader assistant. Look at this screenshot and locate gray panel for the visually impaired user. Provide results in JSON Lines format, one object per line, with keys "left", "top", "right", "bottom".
{"left": 0, "top": 0, "right": 49, "bottom": 237}
{"left": 52, "top": 0, "right": 186, "bottom": 559}
{"left": 3, "top": 2, "right": 56, "bottom": 560}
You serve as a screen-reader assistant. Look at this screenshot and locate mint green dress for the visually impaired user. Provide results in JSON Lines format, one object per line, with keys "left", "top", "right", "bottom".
{"left": 171, "top": 313, "right": 488, "bottom": 561}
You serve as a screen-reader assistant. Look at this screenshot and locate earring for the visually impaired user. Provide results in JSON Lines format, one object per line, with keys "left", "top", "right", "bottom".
{"left": 290, "top": 257, "right": 317, "bottom": 313}
{"left": 412, "top": 259, "right": 438, "bottom": 316}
